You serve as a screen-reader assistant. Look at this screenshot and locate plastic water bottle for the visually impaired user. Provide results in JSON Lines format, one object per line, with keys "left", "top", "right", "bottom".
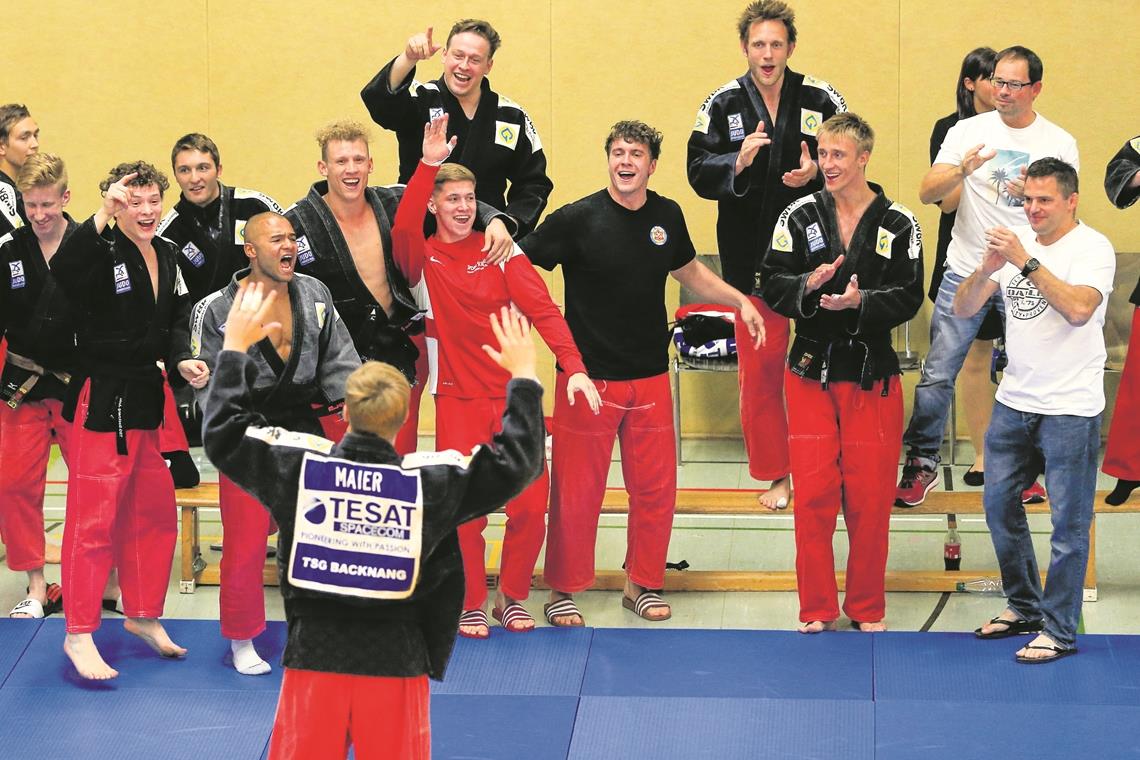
{"left": 956, "top": 578, "right": 1004, "bottom": 595}
{"left": 943, "top": 527, "right": 961, "bottom": 571}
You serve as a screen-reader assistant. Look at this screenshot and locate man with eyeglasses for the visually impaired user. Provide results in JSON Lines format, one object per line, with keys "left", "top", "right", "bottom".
{"left": 897, "top": 45, "right": 1078, "bottom": 506}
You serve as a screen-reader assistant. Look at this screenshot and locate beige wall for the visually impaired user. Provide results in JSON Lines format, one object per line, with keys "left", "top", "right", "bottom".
{"left": 15, "top": 1, "right": 1139, "bottom": 435}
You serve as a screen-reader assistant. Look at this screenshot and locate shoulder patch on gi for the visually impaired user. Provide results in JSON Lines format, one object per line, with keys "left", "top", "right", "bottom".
{"left": 697, "top": 79, "right": 741, "bottom": 114}
{"left": 0, "top": 184, "right": 21, "bottom": 230}
{"left": 692, "top": 110, "right": 711, "bottom": 135}
{"left": 803, "top": 74, "right": 848, "bottom": 113}
{"left": 401, "top": 446, "right": 478, "bottom": 471}
{"left": 233, "top": 187, "right": 285, "bottom": 213}
{"left": 234, "top": 219, "right": 248, "bottom": 245}
{"left": 523, "top": 114, "right": 542, "bottom": 152}
{"left": 1131, "top": 136, "right": 1140, "bottom": 153}
{"left": 498, "top": 94, "right": 520, "bottom": 110}
{"left": 888, "top": 202, "right": 923, "bottom": 260}
{"left": 800, "top": 108, "right": 823, "bottom": 136}
{"left": 157, "top": 208, "right": 179, "bottom": 235}
{"left": 190, "top": 289, "right": 224, "bottom": 358}
{"left": 495, "top": 121, "right": 520, "bottom": 150}
{"left": 315, "top": 301, "right": 327, "bottom": 329}
{"left": 770, "top": 195, "right": 816, "bottom": 253}
{"left": 874, "top": 228, "right": 896, "bottom": 258}
{"left": 246, "top": 425, "right": 334, "bottom": 454}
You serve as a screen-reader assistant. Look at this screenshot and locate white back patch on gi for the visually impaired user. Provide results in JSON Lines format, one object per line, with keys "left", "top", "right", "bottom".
{"left": 875, "top": 228, "right": 896, "bottom": 258}
{"left": 649, "top": 226, "right": 668, "bottom": 246}
{"left": 234, "top": 219, "right": 248, "bottom": 245}
{"left": 9, "top": 260, "right": 25, "bottom": 289}
{"left": 288, "top": 453, "right": 424, "bottom": 600}
{"left": 728, "top": 113, "right": 746, "bottom": 142}
{"left": 315, "top": 301, "right": 327, "bottom": 329}
{"left": 182, "top": 241, "right": 206, "bottom": 268}
{"left": 495, "top": 121, "right": 520, "bottom": 150}
{"left": 296, "top": 235, "right": 314, "bottom": 266}
{"left": 806, "top": 222, "right": 826, "bottom": 253}
{"left": 113, "top": 263, "right": 132, "bottom": 294}
{"left": 801, "top": 108, "right": 823, "bottom": 136}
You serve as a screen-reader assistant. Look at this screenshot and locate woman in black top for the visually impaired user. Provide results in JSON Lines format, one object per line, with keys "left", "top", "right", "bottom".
{"left": 927, "top": 47, "right": 996, "bottom": 485}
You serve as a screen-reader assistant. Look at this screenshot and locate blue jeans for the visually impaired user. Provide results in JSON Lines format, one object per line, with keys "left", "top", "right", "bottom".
{"left": 983, "top": 402, "right": 1100, "bottom": 648}
{"left": 903, "top": 269, "right": 1005, "bottom": 459}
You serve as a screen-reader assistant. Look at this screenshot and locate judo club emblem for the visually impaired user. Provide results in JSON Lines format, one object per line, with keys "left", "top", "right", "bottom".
{"left": 728, "top": 113, "right": 745, "bottom": 142}
{"left": 649, "top": 226, "right": 668, "bottom": 246}
{"left": 772, "top": 229, "right": 792, "bottom": 253}
{"left": 1006, "top": 274, "right": 1048, "bottom": 320}
{"left": 875, "top": 228, "right": 896, "bottom": 258}
{"left": 801, "top": 108, "right": 822, "bottom": 136}
{"left": 495, "top": 121, "right": 519, "bottom": 150}
{"left": 113, "top": 263, "right": 131, "bottom": 294}
{"left": 8, "top": 260, "right": 25, "bottom": 289}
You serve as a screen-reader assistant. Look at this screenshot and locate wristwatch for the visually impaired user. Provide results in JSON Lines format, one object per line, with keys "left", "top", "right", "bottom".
{"left": 1020, "top": 258, "right": 1040, "bottom": 278}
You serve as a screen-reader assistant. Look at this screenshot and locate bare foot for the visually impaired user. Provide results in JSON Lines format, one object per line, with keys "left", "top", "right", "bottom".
{"left": 798, "top": 620, "right": 838, "bottom": 634}
{"left": 546, "top": 592, "right": 584, "bottom": 627}
{"left": 977, "top": 608, "right": 1023, "bottom": 637}
{"left": 851, "top": 620, "right": 887, "bottom": 632}
{"left": 458, "top": 609, "right": 489, "bottom": 639}
{"left": 624, "top": 581, "right": 671, "bottom": 621}
{"left": 64, "top": 633, "right": 119, "bottom": 680}
{"left": 1017, "top": 633, "right": 1067, "bottom": 661}
{"left": 43, "top": 539, "right": 62, "bottom": 565}
{"left": 758, "top": 476, "right": 791, "bottom": 511}
{"left": 124, "top": 618, "right": 187, "bottom": 658}
{"left": 494, "top": 592, "right": 535, "bottom": 632}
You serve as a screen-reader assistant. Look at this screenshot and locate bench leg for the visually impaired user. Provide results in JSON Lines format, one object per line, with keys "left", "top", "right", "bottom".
{"left": 1083, "top": 515, "right": 1098, "bottom": 602}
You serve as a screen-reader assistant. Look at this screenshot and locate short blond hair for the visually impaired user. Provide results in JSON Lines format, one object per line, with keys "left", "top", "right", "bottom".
{"left": 818, "top": 112, "right": 875, "bottom": 156}
{"left": 16, "top": 152, "right": 67, "bottom": 194}
{"left": 433, "top": 162, "right": 476, "bottom": 192}
{"left": 316, "top": 120, "right": 371, "bottom": 161}
{"left": 344, "top": 361, "right": 410, "bottom": 440}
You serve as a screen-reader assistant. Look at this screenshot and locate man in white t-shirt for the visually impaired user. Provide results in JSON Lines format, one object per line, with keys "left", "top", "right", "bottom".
{"left": 953, "top": 158, "right": 1114, "bottom": 664}
{"left": 897, "top": 46, "right": 1079, "bottom": 506}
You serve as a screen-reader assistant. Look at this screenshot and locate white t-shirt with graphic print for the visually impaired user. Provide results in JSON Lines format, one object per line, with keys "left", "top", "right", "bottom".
{"left": 936, "top": 110, "right": 1079, "bottom": 278}
{"left": 990, "top": 222, "right": 1115, "bottom": 416}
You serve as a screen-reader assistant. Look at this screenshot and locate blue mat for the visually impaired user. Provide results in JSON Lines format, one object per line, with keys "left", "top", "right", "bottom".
{"left": 432, "top": 694, "right": 578, "bottom": 760}
{"left": 874, "top": 631, "right": 1140, "bottom": 705}
{"left": 876, "top": 699, "right": 1140, "bottom": 758}
{"left": 0, "top": 620, "right": 43, "bottom": 687}
{"left": 581, "top": 629, "right": 872, "bottom": 700}
{"left": 6, "top": 619, "right": 285, "bottom": 691}
{"left": 569, "top": 696, "right": 874, "bottom": 760}
{"left": 0, "top": 686, "right": 277, "bottom": 760}
{"left": 434, "top": 627, "right": 592, "bottom": 695}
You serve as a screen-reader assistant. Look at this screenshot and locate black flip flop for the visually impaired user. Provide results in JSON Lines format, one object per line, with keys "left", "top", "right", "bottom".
{"left": 975, "top": 615, "right": 1043, "bottom": 639}
{"left": 1016, "top": 644, "right": 1077, "bottom": 664}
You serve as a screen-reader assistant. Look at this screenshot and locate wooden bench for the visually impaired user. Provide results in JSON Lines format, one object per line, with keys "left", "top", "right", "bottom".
{"left": 176, "top": 484, "right": 1121, "bottom": 599}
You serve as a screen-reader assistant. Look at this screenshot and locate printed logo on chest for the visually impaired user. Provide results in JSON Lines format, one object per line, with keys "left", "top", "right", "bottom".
{"left": 728, "top": 113, "right": 746, "bottom": 142}
{"left": 182, "top": 241, "right": 206, "bottom": 268}
{"left": 8, "top": 260, "right": 25, "bottom": 289}
{"left": 296, "top": 235, "right": 314, "bottom": 266}
{"left": 1007, "top": 274, "right": 1049, "bottom": 320}
{"left": 113, "top": 262, "right": 132, "bottom": 294}
{"left": 806, "top": 222, "right": 826, "bottom": 253}
{"left": 649, "top": 226, "right": 668, "bottom": 246}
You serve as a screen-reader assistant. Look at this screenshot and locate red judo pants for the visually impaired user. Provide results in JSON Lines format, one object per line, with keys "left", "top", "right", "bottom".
{"left": 785, "top": 370, "right": 902, "bottom": 624}
{"left": 1104, "top": 307, "right": 1140, "bottom": 480}
{"left": 544, "top": 372, "right": 676, "bottom": 592}
{"left": 267, "top": 669, "right": 429, "bottom": 760}
{"left": 318, "top": 334, "right": 428, "bottom": 456}
{"left": 61, "top": 381, "right": 177, "bottom": 633}
{"left": 218, "top": 476, "right": 277, "bottom": 640}
{"left": 0, "top": 398, "right": 72, "bottom": 571}
{"left": 436, "top": 394, "right": 547, "bottom": 608}
{"left": 736, "top": 295, "right": 791, "bottom": 481}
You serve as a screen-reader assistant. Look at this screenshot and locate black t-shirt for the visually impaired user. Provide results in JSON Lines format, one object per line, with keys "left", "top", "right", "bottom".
{"left": 521, "top": 189, "right": 696, "bottom": 380}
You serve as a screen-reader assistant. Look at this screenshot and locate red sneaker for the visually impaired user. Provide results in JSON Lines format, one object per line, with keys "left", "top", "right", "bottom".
{"left": 896, "top": 458, "right": 939, "bottom": 507}
{"left": 1021, "top": 482, "right": 1047, "bottom": 504}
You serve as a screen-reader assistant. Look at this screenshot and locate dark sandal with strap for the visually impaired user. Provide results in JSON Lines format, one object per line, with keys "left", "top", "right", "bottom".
{"left": 622, "top": 591, "right": 672, "bottom": 621}
{"left": 458, "top": 609, "right": 490, "bottom": 639}
{"left": 974, "top": 615, "right": 1043, "bottom": 639}
{"left": 1016, "top": 643, "right": 1077, "bottom": 664}
{"left": 543, "top": 598, "right": 585, "bottom": 627}
{"left": 492, "top": 602, "right": 535, "bottom": 633}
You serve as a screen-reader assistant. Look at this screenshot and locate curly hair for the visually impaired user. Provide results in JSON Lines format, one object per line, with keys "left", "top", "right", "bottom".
{"left": 98, "top": 160, "right": 169, "bottom": 195}
{"left": 604, "top": 120, "right": 664, "bottom": 160}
